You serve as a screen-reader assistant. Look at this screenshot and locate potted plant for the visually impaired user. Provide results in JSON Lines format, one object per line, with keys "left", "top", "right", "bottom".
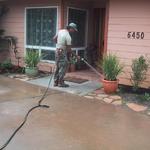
{"left": 25, "top": 49, "right": 40, "bottom": 76}
{"left": 100, "top": 54, "right": 124, "bottom": 94}
{"left": 69, "top": 54, "right": 77, "bottom": 72}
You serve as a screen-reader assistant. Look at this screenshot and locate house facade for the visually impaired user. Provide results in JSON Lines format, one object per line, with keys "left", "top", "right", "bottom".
{"left": 0, "top": 0, "right": 150, "bottom": 88}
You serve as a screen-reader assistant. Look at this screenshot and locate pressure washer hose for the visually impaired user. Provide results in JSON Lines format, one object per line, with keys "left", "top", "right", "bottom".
{"left": 0, "top": 57, "right": 102, "bottom": 150}
{"left": 0, "top": 68, "right": 54, "bottom": 150}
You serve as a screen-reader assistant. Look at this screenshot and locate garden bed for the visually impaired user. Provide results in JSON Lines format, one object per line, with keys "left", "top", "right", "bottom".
{"left": 0, "top": 61, "right": 49, "bottom": 81}
{"left": 0, "top": 65, "right": 23, "bottom": 74}
{"left": 118, "top": 85, "right": 150, "bottom": 107}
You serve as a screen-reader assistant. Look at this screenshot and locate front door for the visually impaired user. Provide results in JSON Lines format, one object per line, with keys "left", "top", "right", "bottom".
{"left": 93, "top": 8, "right": 105, "bottom": 62}
{"left": 67, "top": 7, "right": 88, "bottom": 58}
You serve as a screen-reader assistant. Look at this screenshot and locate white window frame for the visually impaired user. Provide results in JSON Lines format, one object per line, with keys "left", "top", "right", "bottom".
{"left": 67, "top": 7, "right": 88, "bottom": 55}
{"left": 24, "top": 6, "right": 59, "bottom": 63}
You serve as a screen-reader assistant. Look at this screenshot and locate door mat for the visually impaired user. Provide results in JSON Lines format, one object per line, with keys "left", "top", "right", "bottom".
{"left": 64, "top": 77, "right": 89, "bottom": 84}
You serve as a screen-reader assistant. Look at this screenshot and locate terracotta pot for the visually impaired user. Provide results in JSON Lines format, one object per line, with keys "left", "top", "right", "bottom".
{"left": 102, "top": 79, "right": 119, "bottom": 94}
{"left": 70, "top": 64, "right": 76, "bottom": 72}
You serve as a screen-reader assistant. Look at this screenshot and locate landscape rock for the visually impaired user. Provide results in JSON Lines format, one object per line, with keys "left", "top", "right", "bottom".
{"left": 147, "top": 111, "right": 150, "bottom": 116}
{"left": 112, "top": 100, "right": 122, "bottom": 106}
{"left": 97, "top": 94, "right": 108, "bottom": 99}
{"left": 109, "top": 95, "right": 122, "bottom": 101}
{"left": 95, "top": 96, "right": 103, "bottom": 101}
{"left": 88, "top": 93, "right": 97, "bottom": 97}
{"left": 103, "top": 98, "right": 113, "bottom": 104}
{"left": 127, "top": 103, "right": 148, "bottom": 112}
{"left": 84, "top": 96, "right": 94, "bottom": 99}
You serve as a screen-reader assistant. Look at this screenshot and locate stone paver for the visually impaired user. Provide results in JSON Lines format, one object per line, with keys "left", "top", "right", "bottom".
{"left": 86, "top": 89, "right": 150, "bottom": 115}
{"left": 112, "top": 100, "right": 122, "bottom": 106}
{"left": 103, "top": 98, "right": 113, "bottom": 104}
{"left": 95, "top": 96, "right": 103, "bottom": 101}
{"left": 84, "top": 95, "right": 94, "bottom": 99}
{"left": 127, "top": 103, "right": 148, "bottom": 112}
{"left": 109, "top": 95, "right": 122, "bottom": 101}
{"left": 147, "top": 111, "right": 150, "bottom": 116}
{"left": 86, "top": 88, "right": 150, "bottom": 116}
{"left": 97, "top": 94, "right": 108, "bottom": 99}
{"left": 88, "top": 93, "right": 97, "bottom": 96}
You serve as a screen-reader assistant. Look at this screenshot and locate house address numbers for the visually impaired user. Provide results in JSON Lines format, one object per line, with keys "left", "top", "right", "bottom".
{"left": 127, "top": 32, "right": 144, "bottom": 39}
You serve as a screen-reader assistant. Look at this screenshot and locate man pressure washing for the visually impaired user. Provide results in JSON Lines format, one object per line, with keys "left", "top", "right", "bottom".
{"left": 53, "top": 23, "right": 78, "bottom": 87}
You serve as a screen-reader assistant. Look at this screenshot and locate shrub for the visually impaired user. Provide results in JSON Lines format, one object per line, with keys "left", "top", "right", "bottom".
{"left": 139, "top": 93, "right": 150, "bottom": 102}
{"left": 70, "top": 54, "right": 77, "bottom": 65}
{"left": 0, "top": 59, "right": 13, "bottom": 70}
{"left": 131, "top": 56, "right": 149, "bottom": 91}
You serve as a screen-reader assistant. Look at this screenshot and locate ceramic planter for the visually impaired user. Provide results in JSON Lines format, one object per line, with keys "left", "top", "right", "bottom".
{"left": 102, "top": 79, "right": 119, "bottom": 94}
{"left": 69, "top": 64, "right": 76, "bottom": 72}
{"left": 25, "top": 67, "right": 38, "bottom": 76}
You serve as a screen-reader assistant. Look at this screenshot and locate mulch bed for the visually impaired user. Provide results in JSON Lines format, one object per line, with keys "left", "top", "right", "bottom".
{"left": 7, "top": 72, "right": 49, "bottom": 81}
{"left": 118, "top": 85, "right": 150, "bottom": 107}
{"left": 0, "top": 66, "right": 50, "bottom": 81}
{"left": 0, "top": 66, "right": 23, "bottom": 74}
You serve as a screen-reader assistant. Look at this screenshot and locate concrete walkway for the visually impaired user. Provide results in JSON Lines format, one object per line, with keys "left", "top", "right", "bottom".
{"left": 0, "top": 76, "right": 150, "bottom": 150}
{"left": 27, "top": 76, "right": 101, "bottom": 96}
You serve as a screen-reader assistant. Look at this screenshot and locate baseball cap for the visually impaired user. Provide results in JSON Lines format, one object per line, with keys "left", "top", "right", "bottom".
{"left": 68, "top": 23, "right": 78, "bottom": 31}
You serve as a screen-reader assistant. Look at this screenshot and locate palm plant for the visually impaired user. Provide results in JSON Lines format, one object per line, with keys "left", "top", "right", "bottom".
{"left": 102, "top": 54, "right": 124, "bottom": 81}
{"left": 25, "top": 50, "right": 40, "bottom": 68}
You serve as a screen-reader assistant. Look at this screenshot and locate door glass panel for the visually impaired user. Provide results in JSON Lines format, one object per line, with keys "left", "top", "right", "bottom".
{"left": 68, "top": 8, "right": 87, "bottom": 47}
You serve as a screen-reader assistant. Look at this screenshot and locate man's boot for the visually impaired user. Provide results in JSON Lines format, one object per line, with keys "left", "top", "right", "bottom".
{"left": 54, "top": 80, "right": 58, "bottom": 86}
{"left": 58, "top": 80, "right": 69, "bottom": 88}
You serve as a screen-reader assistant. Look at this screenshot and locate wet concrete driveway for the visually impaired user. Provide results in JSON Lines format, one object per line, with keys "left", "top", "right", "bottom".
{"left": 0, "top": 76, "right": 150, "bottom": 150}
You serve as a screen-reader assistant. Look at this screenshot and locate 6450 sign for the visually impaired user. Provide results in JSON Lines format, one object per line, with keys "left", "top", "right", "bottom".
{"left": 127, "top": 32, "right": 144, "bottom": 39}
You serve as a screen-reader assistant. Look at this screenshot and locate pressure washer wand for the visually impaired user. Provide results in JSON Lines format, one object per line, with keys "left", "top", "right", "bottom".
{"left": 72, "top": 52, "right": 102, "bottom": 77}
{"left": 81, "top": 58, "right": 103, "bottom": 77}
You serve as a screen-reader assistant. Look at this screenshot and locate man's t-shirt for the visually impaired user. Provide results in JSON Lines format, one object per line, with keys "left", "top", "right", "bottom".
{"left": 56, "top": 29, "right": 72, "bottom": 51}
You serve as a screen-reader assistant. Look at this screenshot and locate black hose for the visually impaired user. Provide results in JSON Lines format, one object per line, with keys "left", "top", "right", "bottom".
{"left": 0, "top": 69, "right": 54, "bottom": 150}
{"left": 0, "top": 57, "right": 102, "bottom": 150}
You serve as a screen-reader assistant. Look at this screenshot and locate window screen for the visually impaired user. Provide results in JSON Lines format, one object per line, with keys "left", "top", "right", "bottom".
{"left": 68, "top": 8, "right": 87, "bottom": 47}
{"left": 26, "top": 8, "right": 57, "bottom": 47}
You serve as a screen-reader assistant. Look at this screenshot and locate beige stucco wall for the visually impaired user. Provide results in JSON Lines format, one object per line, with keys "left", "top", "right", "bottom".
{"left": 108, "top": 0, "right": 150, "bottom": 88}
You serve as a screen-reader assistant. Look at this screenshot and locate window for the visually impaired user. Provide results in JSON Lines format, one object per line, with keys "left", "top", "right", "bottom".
{"left": 26, "top": 7, "right": 58, "bottom": 62}
{"left": 41, "top": 49, "right": 55, "bottom": 61}
{"left": 68, "top": 8, "right": 87, "bottom": 48}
